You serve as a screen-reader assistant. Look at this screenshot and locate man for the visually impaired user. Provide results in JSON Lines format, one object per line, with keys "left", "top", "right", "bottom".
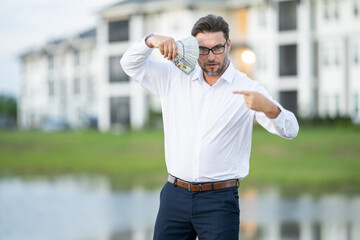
{"left": 120, "top": 14, "right": 299, "bottom": 240}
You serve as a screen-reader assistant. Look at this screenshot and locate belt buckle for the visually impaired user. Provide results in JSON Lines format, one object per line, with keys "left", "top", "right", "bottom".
{"left": 190, "top": 183, "right": 202, "bottom": 191}
{"left": 188, "top": 183, "right": 202, "bottom": 191}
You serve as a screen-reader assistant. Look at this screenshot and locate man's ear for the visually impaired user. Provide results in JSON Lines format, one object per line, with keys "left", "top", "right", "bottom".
{"left": 227, "top": 38, "right": 231, "bottom": 51}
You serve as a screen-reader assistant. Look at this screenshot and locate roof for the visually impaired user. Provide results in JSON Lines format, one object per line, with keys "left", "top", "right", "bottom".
{"left": 78, "top": 28, "right": 97, "bottom": 39}
{"left": 107, "top": 0, "right": 162, "bottom": 8}
{"left": 98, "top": 0, "right": 259, "bottom": 14}
{"left": 19, "top": 28, "right": 97, "bottom": 58}
{"left": 108, "top": 0, "right": 257, "bottom": 7}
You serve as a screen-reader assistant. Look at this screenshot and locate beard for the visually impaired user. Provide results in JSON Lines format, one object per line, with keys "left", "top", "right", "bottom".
{"left": 198, "top": 54, "right": 229, "bottom": 77}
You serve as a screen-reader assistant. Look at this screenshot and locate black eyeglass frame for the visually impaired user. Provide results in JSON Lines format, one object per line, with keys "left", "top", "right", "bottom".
{"left": 198, "top": 40, "right": 228, "bottom": 55}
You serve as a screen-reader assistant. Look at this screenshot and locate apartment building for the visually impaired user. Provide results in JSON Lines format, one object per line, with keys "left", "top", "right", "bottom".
{"left": 95, "top": 0, "right": 253, "bottom": 131}
{"left": 247, "top": 0, "right": 360, "bottom": 121}
{"left": 19, "top": 28, "right": 98, "bottom": 130}
{"left": 18, "top": 0, "right": 360, "bottom": 131}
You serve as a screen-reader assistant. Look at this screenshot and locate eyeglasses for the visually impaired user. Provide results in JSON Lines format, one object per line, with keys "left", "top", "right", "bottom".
{"left": 199, "top": 41, "right": 227, "bottom": 55}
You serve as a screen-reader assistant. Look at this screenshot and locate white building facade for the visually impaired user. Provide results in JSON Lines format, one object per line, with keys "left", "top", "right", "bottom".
{"left": 19, "top": 29, "right": 99, "bottom": 130}
{"left": 19, "top": 0, "right": 360, "bottom": 131}
{"left": 95, "top": 0, "right": 250, "bottom": 132}
{"left": 315, "top": 0, "right": 360, "bottom": 121}
{"left": 246, "top": 0, "right": 360, "bottom": 121}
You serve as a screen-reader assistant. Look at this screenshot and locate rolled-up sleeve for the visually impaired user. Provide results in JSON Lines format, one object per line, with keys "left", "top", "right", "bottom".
{"left": 254, "top": 84, "right": 299, "bottom": 139}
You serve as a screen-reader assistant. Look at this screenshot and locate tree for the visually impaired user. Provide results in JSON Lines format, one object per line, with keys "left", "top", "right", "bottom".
{"left": 0, "top": 95, "right": 17, "bottom": 126}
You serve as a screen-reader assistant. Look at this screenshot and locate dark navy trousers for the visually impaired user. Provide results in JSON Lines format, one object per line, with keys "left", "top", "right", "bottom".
{"left": 153, "top": 181, "right": 240, "bottom": 240}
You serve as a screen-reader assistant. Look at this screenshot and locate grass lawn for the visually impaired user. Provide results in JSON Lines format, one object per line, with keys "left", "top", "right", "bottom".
{"left": 0, "top": 125, "right": 359, "bottom": 193}
{"left": 246, "top": 125, "right": 360, "bottom": 194}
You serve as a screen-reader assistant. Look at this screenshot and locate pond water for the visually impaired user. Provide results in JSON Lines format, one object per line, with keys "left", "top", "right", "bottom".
{"left": 0, "top": 175, "right": 359, "bottom": 240}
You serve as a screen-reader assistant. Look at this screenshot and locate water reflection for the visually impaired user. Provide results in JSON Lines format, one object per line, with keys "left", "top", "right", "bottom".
{"left": 0, "top": 175, "right": 158, "bottom": 240}
{"left": 239, "top": 188, "right": 360, "bottom": 240}
{"left": 0, "top": 176, "right": 359, "bottom": 240}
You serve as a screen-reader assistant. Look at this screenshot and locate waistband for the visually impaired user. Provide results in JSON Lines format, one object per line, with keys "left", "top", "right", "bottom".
{"left": 168, "top": 175, "right": 239, "bottom": 192}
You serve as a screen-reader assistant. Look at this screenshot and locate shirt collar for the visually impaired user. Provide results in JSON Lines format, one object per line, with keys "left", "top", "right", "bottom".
{"left": 190, "top": 60, "right": 235, "bottom": 84}
{"left": 190, "top": 65, "right": 202, "bottom": 82}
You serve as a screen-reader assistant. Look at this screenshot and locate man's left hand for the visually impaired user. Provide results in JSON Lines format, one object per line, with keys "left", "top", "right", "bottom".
{"left": 233, "top": 91, "right": 281, "bottom": 119}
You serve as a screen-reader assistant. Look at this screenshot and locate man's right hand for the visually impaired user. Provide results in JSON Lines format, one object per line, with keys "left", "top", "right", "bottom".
{"left": 145, "top": 35, "right": 178, "bottom": 60}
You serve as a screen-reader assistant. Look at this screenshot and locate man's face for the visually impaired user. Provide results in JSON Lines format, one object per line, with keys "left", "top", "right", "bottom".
{"left": 195, "top": 31, "right": 231, "bottom": 77}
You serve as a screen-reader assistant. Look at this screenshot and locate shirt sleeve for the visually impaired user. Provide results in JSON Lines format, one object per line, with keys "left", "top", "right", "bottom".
{"left": 253, "top": 83, "right": 299, "bottom": 139}
{"left": 120, "top": 36, "right": 173, "bottom": 97}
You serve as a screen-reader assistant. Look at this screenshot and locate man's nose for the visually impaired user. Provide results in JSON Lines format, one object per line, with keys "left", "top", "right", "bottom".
{"left": 207, "top": 51, "right": 216, "bottom": 61}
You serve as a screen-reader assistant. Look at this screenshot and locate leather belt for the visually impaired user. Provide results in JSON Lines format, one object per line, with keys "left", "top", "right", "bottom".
{"left": 168, "top": 175, "right": 239, "bottom": 192}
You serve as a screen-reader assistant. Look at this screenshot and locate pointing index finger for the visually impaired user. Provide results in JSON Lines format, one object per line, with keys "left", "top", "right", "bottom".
{"left": 233, "top": 91, "right": 250, "bottom": 95}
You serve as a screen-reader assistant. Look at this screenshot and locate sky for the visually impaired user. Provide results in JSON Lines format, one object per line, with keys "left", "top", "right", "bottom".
{"left": 0, "top": 0, "right": 119, "bottom": 98}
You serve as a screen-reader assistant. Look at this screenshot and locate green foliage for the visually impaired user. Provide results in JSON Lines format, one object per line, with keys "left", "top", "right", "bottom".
{"left": 0, "top": 95, "right": 17, "bottom": 118}
{"left": 299, "top": 116, "right": 355, "bottom": 128}
{"left": 145, "top": 109, "right": 163, "bottom": 130}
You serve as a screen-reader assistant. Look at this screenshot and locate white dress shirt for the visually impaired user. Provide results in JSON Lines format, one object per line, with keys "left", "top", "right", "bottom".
{"left": 120, "top": 37, "right": 299, "bottom": 183}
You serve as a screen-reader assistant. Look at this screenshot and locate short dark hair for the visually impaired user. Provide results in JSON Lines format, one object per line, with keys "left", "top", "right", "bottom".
{"left": 191, "top": 14, "right": 230, "bottom": 40}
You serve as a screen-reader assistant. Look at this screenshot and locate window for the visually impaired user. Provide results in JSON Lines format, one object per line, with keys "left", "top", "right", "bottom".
{"left": 334, "top": 47, "right": 340, "bottom": 66}
{"left": 48, "top": 55, "right": 54, "bottom": 69}
{"left": 258, "top": 3, "right": 267, "bottom": 27}
{"left": 108, "top": 20, "right": 129, "bottom": 43}
{"left": 48, "top": 79, "right": 54, "bottom": 96}
{"left": 278, "top": 0, "right": 297, "bottom": 31}
{"left": 313, "top": 223, "right": 322, "bottom": 240}
{"left": 322, "top": 44, "right": 342, "bottom": 67}
{"left": 354, "top": 93, "right": 359, "bottom": 115}
{"left": 324, "top": 0, "right": 330, "bottom": 20}
{"left": 324, "top": 0, "right": 341, "bottom": 21}
{"left": 109, "top": 56, "right": 129, "bottom": 83}
{"left": 334, "top": 0, "right": 340, "bottom": 20}
{"left": 354, "top": 43, "right": 359, "bottom": 65}
{"left": 256, "top": 48, "right": 267, "bottom": 71}
{"left": 335, "top": 94, "right": 340, "bottom": 115}
{"left": 281, "top": 223, "right": 300, "bottom": 240}
{"left": 60, "top": 80, "right": 66, "bottom": 103}
{"left": 323, "top": 47, "right": 330, "bottom": 66}
{"left": 110, "top": 96, "right": 130, "bottom": 128}
{"left": 87, "top": 77, "right": 95, "bottom": 102}
{"left": 87, "top": 51, "right": 93, "bottom": 65}
{"left": 279, "top": 44, "right": 297, "bottom": 76}
{"left": 325, "top": 95, "right": 330, "bottom": 116}
{"left": 74, "top": 77, "right": 80, "bottom": 94}
{"left": 74, "top": 50, "right": 80, "bottom": 66}
{"left": 280, "top": 91, "right": 298, "bottom": 115}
